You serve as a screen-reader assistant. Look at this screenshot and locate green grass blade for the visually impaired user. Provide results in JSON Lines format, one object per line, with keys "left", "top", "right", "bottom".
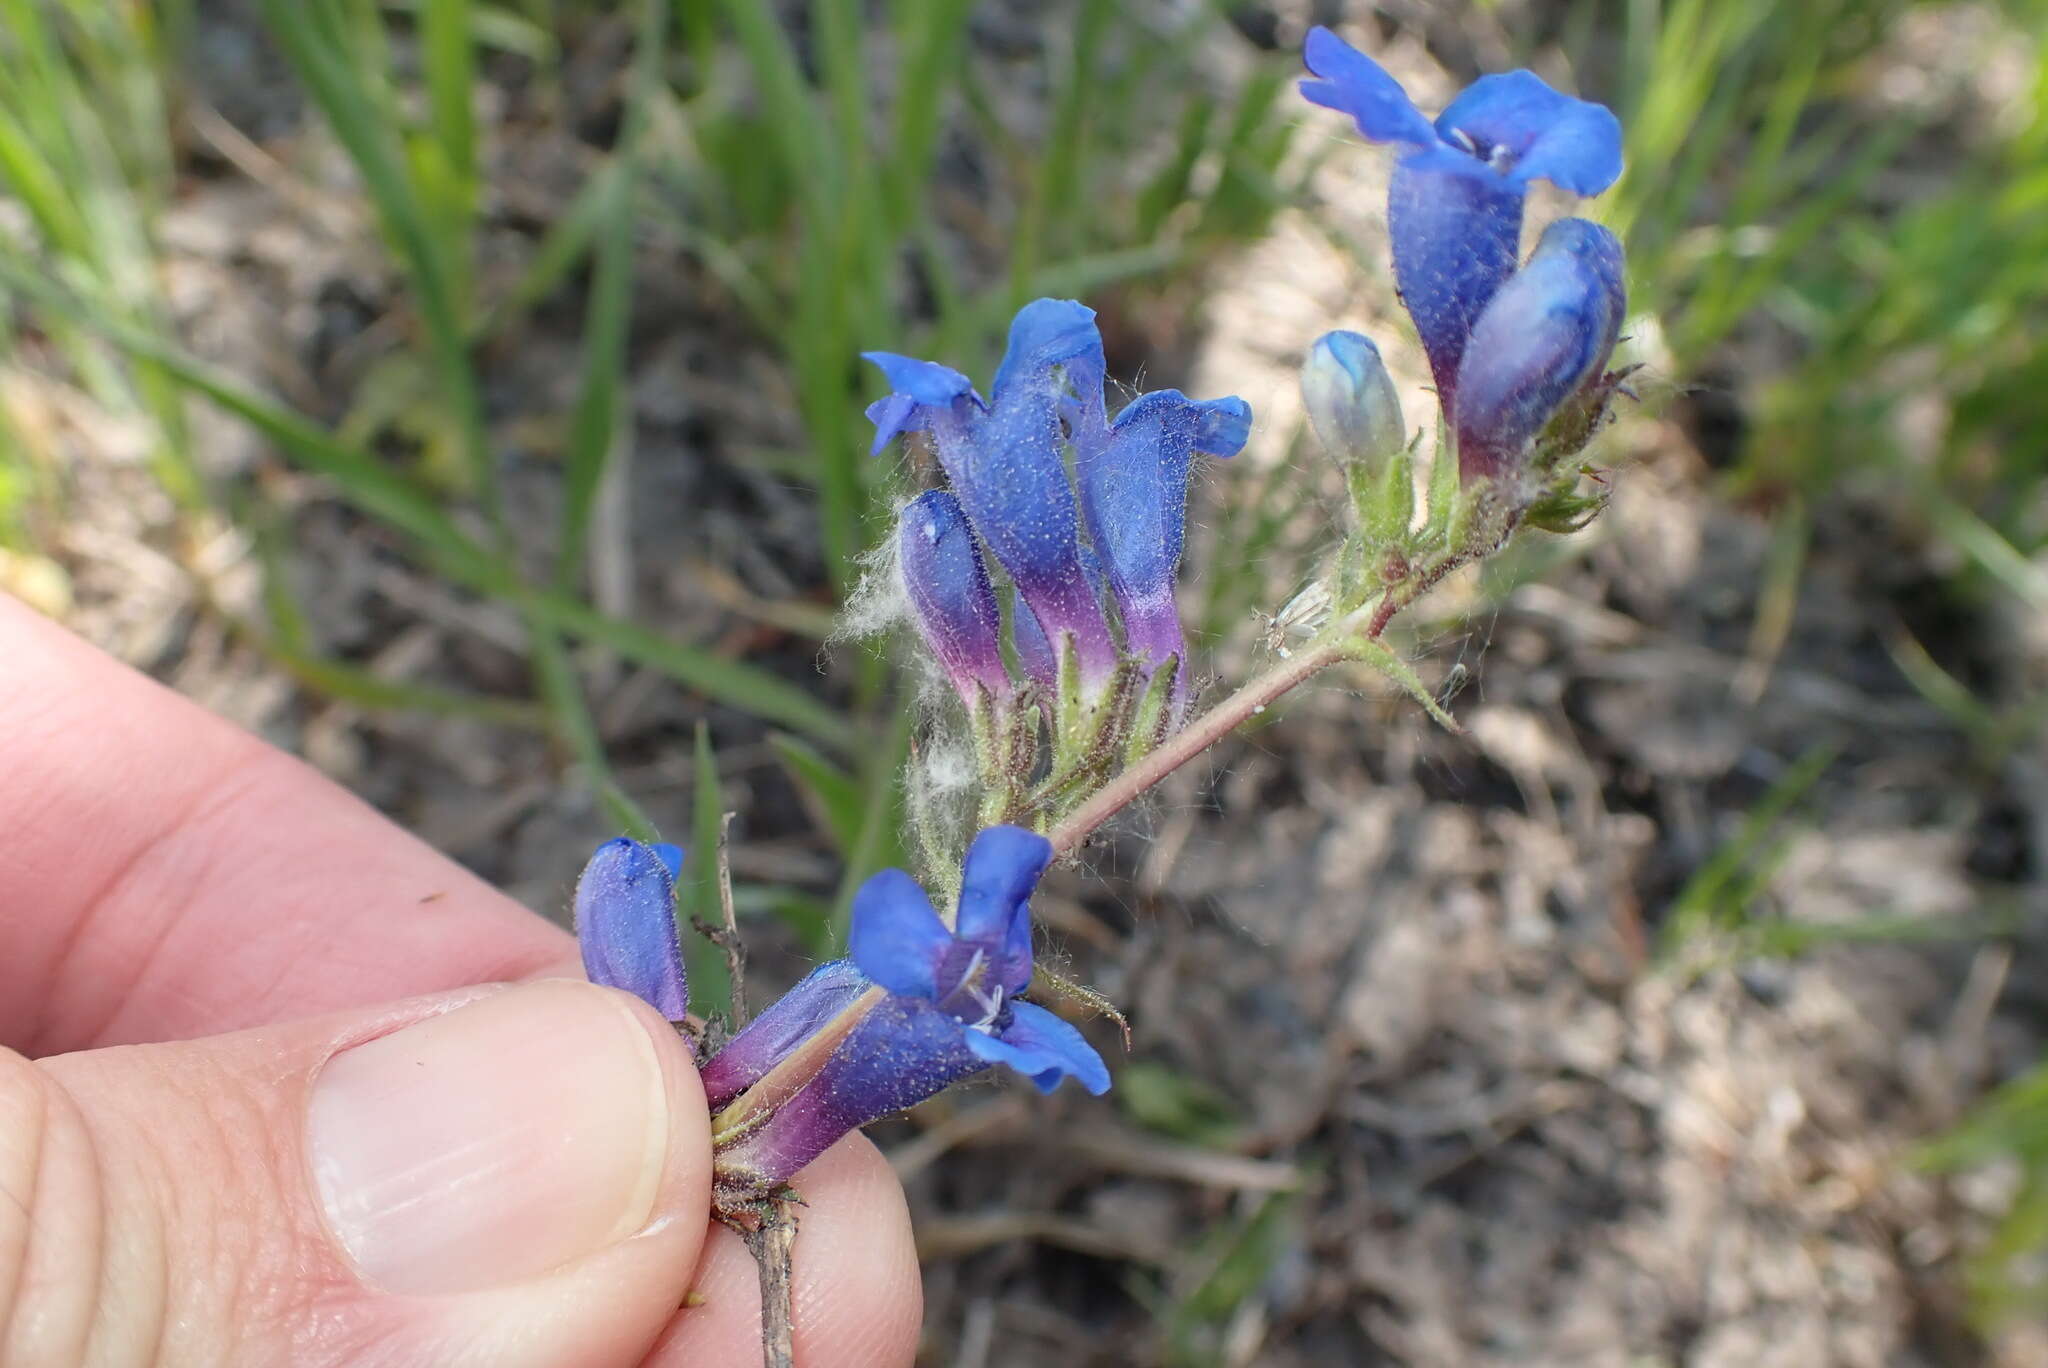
{"left": 476, "top": 155, "right": 619, "bottom": 339}
{"left": 715, "top": 0, "right": 839, "bottom": 225}
{"left": 422, "top": 0, "right": 479, "bottom": 193}
{"left": 554, "top": 157, "right": 634, "bottom": 585}
{"left": 883, "top": 0, "right": 973, "bottom": 228}
{"left": 256, "top": 0, "right": 492, "bottom": 512}
{"left": 1008, "top": 0, "right": 1112, "bottom": 300}
{"left": 769, "top": 732, "right": 866, "bottom": 853}
{"left": 532, "top": 591, "right": 856, "bottom": 748}
{"left": 0, "top": 257, "right": 852, "bottom": 747}
{"left": 713, "top": 0, "right": 878, "bottom": 590}
{"left": 269, "top": 640, "right": 548, "bottom": 726}
{"left": 531, "top": 626, "right": 655, "bottom": 837}
{"left": 1928, "top": 495, "right": 2048, "bottom": 613}
{"left": 1659, "top": 742, "right": 1838, "bottom": 965}
{"left": 0, "top": 105, "right": 89, "bottom": 258}
{"left": 687, "top": 721, "right": 734, "bottom": 1015}
{"left": 0, "top": 254, "right": 501, "bottom": 580}
{"left": 556, "top": 0, "right": 666, "bottom": 586}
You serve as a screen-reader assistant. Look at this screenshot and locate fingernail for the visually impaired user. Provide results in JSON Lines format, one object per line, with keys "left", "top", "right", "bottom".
{"left": 308, "top": 981, "right": 672, "bottom": 1295}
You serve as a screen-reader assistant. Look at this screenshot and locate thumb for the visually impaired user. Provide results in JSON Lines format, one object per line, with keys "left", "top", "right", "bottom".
{"left": 2, "top": 979, "right": 711, "bottom": 1368}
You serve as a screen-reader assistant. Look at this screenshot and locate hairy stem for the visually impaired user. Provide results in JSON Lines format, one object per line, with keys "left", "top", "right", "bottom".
{"left": 1044, "top": 640, "right": 1344, "bottom": 858}
{"left": 740, "top": 1199, "right": 799, "bottom": 1368}
{"left": 1366, "top": 553, "right": 1465, "bottom": 638}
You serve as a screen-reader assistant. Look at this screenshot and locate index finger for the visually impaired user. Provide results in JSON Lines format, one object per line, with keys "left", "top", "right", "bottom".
{"left": 0, "top": 593, "right": 573, "bottom": 1054}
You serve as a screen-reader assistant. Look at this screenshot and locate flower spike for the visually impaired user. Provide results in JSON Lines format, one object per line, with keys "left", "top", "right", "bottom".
{"left": 865, "top": 302, "right": 1118, "bottom": 686}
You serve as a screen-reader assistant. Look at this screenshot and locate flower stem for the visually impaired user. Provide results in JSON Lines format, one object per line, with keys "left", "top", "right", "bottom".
{"left": 1044, "top": 640, "right": 1345, "bottom": 858}
{"left": 740, "top": 1198, "right": 799, "bottom": 1368}
{"left": 1366, "top": 550, "right": 1468, "bottom": 637}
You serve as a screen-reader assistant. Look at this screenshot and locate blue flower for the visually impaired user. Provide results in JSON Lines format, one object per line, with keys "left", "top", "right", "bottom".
{"left": 1005, "top": 540, "right": 1116, "bottom": 694}
{"left": 708, "top": 826, "right": 1109, "bottom": 1186}
{"left": 1299, "top": 26, "right": 1622, "bottom": 411}
{"left": 1453, "top": 217, "right": 1626, "bottom": 482}
{"left": 574, "top": 838, "right": 689, "bottom": 1024}
{"left": 1008, "top": 565, "right": 1059, "bottom": 691}
{"left": 1073, "top": 391, "right": 1250, "bottom": 693}
{"left": 698, "top": 956, "right": 869, "bottom": 1109}
{"left": 898, "top": 489, "right": 1011, "bottom": 706}
{"left": 868, "top": 300, "right": 1252, "bottom": 703}
{"left": 866, "top": 301, "right": 1118, "bottom": 684}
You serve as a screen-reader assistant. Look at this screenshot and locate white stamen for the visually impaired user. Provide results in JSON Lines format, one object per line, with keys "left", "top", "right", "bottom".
{"left": 954, "top": 948, "right": 1006, "bottom": 1032}
{"left": 968, "top": 982, "right": 1005, "bottom": 1033}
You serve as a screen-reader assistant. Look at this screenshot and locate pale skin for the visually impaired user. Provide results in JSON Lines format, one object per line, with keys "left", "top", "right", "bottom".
{"left": 0, "top": 593, "right": 921, "bottom": 1368}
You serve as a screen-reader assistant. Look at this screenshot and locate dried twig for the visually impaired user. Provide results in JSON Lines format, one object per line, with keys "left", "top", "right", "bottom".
{"left": 716, "top": 812, "right": 746, "bottom": 1023}
{"left": 690, "top": 811, "right": 749, "bottom": 1025}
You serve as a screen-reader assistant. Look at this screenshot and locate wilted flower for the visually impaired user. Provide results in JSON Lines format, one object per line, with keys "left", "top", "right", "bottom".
{"left": 1299, "top": 26, "right": 1623, "bottom": 411}
{"left": 709, "top": 826, "right": 1108, "bottom": 1189}
{"left": 574, "top": 838, "right": 689, "bottom": 1024}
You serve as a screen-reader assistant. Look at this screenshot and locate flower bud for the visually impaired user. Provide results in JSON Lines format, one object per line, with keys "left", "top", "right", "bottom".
{"left": 1302, "top": 330, "right": 1406, "bottom": 471}
{"left": 898, "top": 490, "right": 1012, "bottom": 706}
{"left": 1452, "top": 217, "right": 1625, "bottom": 484}
{"left": 574, "top": 838, "right": 689, "bottom": 1023}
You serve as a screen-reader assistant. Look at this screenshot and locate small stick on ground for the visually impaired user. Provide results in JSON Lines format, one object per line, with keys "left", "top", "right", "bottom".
{"left": 739, "top": 1197, "right": 800, "bottom": 1368}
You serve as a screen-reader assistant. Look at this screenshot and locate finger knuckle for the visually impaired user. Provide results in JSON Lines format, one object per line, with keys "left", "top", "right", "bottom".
{"left": 0, "top": 1046, "right": 124, "bottom": 1368}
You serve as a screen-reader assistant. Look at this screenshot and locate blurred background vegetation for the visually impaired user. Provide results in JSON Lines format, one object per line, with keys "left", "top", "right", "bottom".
{"left": 2, "top": 0, "right": 2045, "bottom": 1359}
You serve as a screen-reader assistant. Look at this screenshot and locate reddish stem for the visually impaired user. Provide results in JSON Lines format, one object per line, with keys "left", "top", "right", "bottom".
{"left": 1044, "top": 641, "right": 1344, "bottom": 858}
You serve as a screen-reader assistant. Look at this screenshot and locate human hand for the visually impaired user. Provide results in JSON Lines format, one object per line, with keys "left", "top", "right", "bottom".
{"left": 0, "top": 594, "right": 920, "bottom": 1367}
